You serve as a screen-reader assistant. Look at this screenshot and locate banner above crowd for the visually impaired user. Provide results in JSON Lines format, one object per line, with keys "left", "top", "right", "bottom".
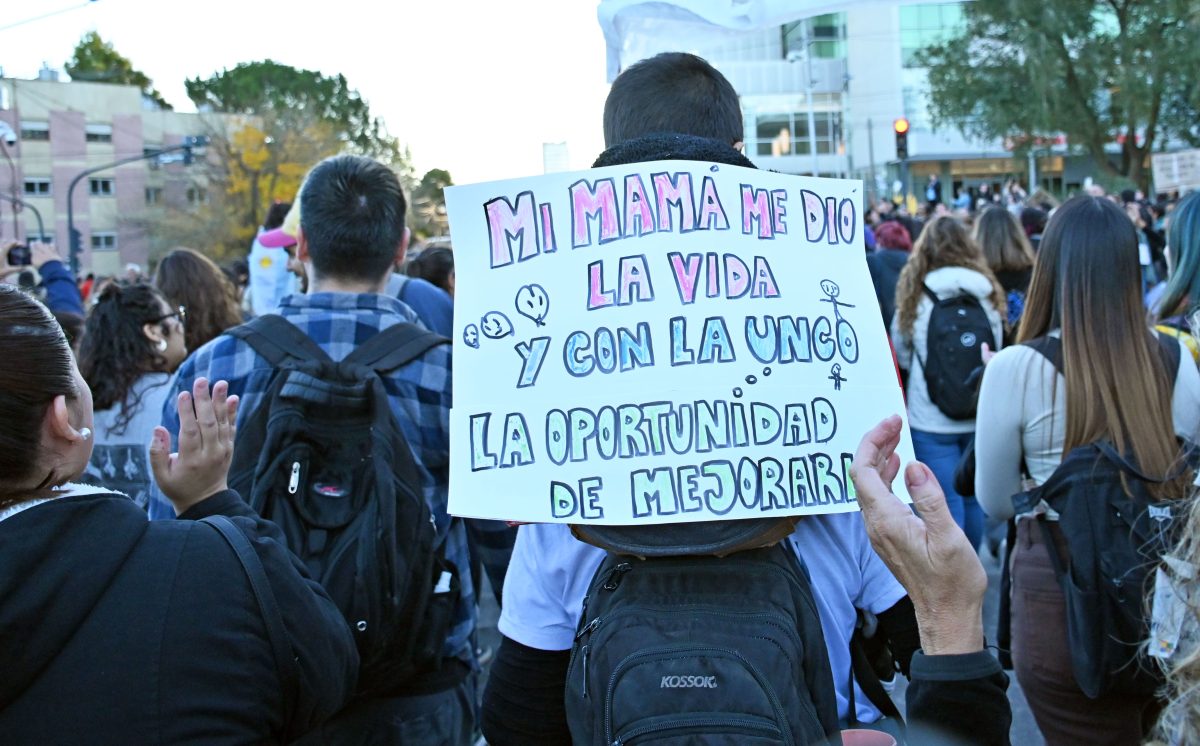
{"left": 445, "top": 160, "right": 913, "bottom": 525}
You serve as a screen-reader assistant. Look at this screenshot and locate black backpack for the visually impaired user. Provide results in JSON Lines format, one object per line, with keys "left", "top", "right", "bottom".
{"left": 564, "top": 543, "right": 840, "bottom": 745}
{"left": 226, "top": 315, "right": 459, "bottom": 694}
{"left": 916, "top": 284, "right": 995, "bottom": 420}
{"left": 1012, "top": 333, "right": 1193, "bottom": 698}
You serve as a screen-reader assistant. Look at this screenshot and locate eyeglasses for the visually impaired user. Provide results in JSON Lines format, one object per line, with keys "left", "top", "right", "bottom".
{"left": 153, "top": 305, "right": 187, "bottom": 325}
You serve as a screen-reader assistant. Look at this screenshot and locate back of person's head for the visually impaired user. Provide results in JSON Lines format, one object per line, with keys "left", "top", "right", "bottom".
{"left": 873, "top": 221, "right": 912, "bottom": 252}
{"left": 263, "top": 201, "right": 292, "bottom": 231}
{"left": 0, "top": 285, "right": 79, "bottom": 505}
{"left": 1159, "top": 192, "right": 1200, "bottom": 320}
{"left": 407, "top": 247, "right": 455, "bottom": 296}
{"left": 300, "top": 155, "right": 407, "bottom": 285}
{"left": 974, "top": 206, "right": 1034, "bottom": 273}
{"left": 603, "top": 52, "right": 742, "bottom": 147}
{"left": 78, "top": 282, "right": 177, "bottom": 426}
{"left": 154, "top": 247, "right": 242, "bottom": 353}
{"left": 1020, "top": 206, "right": 1048, "bottom": 238}
{"left": 1019, "top": 195, "right": 1187, "bottom": 496}
{"left": 895, "top": 215, "right": 1004, "bottom": 336}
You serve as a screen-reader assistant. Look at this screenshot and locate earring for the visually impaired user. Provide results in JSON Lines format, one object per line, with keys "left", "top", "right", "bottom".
{"left": 156, "top": 339, "right": 168, "bottom": 352}
{"left": 79, "top": 427, "right": 92, "bottom": 441}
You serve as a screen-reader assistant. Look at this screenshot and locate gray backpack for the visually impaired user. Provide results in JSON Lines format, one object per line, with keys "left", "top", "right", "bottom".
{"left": 565, "top": 543, "right": 840, "bottom": 745}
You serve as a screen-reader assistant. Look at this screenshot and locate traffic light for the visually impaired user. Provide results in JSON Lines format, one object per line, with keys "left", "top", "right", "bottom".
{"left": 893, "top": 118, "right": 910, "bottom": 160}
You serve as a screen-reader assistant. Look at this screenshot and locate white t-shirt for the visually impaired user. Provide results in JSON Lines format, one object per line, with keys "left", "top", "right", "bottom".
{"left": 499, "top": 513, "right": 907, "bottom": 723}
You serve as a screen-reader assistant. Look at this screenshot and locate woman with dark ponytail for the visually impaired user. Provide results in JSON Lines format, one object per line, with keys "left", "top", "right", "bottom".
{"left": 0, "top": 284, "right": 357, "bottom": 741}
{"left": 77, "top": 282, "right": 187, "bottom": 507}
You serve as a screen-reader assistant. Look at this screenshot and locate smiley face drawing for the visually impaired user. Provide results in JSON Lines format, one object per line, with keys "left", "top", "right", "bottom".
{"left": 515, "top": 284, "right": 550, "bottom": 327}
{"left": 463, "top": 324, "right": 480, "bottom": 349}
{"left": 480, "top": 312, "right": 514, "bottom": 340}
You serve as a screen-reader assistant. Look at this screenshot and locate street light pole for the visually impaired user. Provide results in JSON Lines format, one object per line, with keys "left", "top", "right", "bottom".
{"left": 0, "top": 193, "right": 45, "bottom": 241}
{"left": 66, "top": 138, "right": 205, "bottom": 274}
{"left": 801, "top": 24, "right": 819, "bottom": 177}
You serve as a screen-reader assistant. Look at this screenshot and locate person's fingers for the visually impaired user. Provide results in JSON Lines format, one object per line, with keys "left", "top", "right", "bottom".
{"left": 224, "top": 393, "right": 239, "bottom": 446}
{"left": 149, "top": 427, "right": 172, "bottom": 484}
{"left": 904, "top": 462, "right": 960, "bottom": 539}
{"left": 212, "top": 380, "right": 231, "bottom": 448}
{"left": 193, "top": 378, "right": 218, "bottom": 443}
{"left": 879, "top": 451, "right": 902, "bottom": 487}
{"left": 850, "top": 416, "right": 904, "bottom": 511}
{"left": 177, "top": 391, "right": 199, "bottom": 454}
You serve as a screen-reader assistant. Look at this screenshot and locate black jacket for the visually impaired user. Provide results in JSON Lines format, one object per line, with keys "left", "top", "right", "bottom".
{"left": 866, "top": 249, "right": 910, "bottom": 327}
{"left": 0, "top": 488, "right": 358, "bottom": 744}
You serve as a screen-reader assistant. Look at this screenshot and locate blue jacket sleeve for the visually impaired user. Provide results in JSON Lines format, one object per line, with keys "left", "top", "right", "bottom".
{"left": 38, "top": 260, "right": 84, "bottom": 316}
{"left": 399, "top": 278, "right": 454, "bottom": 337}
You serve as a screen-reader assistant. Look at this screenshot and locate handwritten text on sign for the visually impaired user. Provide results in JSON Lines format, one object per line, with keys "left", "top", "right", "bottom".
{"left": 446, "top": 161, "right": 913, "bottom": 525}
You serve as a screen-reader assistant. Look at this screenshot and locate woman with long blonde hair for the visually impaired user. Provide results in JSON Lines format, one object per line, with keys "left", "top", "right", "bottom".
{"left": 975, "top": 196, "right": 1200, "bottom": 744}
{"left": 890, "top": 215, "right": 1005, "bottom": 549}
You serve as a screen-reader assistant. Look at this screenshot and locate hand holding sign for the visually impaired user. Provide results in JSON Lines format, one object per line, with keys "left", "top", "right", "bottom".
{"left": 515, "top": 284, "right": 550, "bottom": 326}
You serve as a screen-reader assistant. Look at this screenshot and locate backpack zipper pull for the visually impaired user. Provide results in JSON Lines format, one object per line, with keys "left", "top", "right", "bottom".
{"left": 581, "top": 644, "right": 590, "bottom": 698}
{"left": 602, "top": 562, "right": 632, "bottom": 591}
{"left": 575, "top": 616, "right": 602, "bottom": 641}
{"left": 288, "top": 462, "right": 301, "bottom": 494}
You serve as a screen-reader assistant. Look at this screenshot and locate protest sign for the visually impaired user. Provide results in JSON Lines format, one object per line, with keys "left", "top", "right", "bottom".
{"left": 445, "top": 160, "right": 914, "bottom": 524}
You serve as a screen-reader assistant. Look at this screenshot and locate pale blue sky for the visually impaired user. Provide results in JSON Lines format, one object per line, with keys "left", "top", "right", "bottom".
{"left": 0, "top": 0, "right": 611, "bottom": 184}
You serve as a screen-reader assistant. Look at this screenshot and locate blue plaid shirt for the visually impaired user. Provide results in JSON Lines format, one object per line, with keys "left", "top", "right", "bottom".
{"left": 150, "top": 292, "right": 474, "bottom": 664}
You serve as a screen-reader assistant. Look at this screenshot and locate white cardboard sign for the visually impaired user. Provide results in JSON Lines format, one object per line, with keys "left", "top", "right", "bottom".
{"left": 445, "top": 161, "right": 914, "bottom": 524}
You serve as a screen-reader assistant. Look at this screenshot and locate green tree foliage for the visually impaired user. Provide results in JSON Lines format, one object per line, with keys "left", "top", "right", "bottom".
{"left": 171, "top": 61, "right": 416, "bottom": 259}
{"left": 185, "top": 60, "right": 402, "bottom": 163}
{"left": 65, "top": 31, "right": 173, "bottom": 110}
{"left": 920, "top": 0, "right": 1200, "bottom": 189}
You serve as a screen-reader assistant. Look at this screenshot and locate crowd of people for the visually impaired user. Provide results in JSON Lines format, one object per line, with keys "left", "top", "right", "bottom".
{"left": 3, "top": 49, "right": 1200, "bottom": 746}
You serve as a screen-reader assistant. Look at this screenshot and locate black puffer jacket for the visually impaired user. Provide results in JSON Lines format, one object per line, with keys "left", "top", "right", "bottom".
{"left": 0, "top": 487, "right": 358, "bottom": 744}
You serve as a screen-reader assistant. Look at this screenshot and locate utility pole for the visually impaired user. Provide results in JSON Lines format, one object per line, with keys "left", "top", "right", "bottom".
{"left": 67, "top": 136, "right": 207, "bottom": 274}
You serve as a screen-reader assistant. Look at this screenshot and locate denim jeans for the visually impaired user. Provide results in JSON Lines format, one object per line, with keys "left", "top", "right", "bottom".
{"left": 910, "top": 429, "right": 982, "bottom": 549}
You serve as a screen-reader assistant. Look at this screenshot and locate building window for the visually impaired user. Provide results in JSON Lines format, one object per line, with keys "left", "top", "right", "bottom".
{"left": 89, "top": 178, "right": 115, "bottom": 196}
{"left": 782, "top": 13, "right": 847, "bottom": 61}
{"left": 186, "top": 187, "right": 208, "bottom": 205}
{"left": 23, "top": 179, "right": 51, "bottom": 196}
{"left": 20, "top": 123, "right": 50, "bottom": 141}
{"left": 91, "top": 233, "right": 118, "bottom": 251}
{"left": 753, "top": 111, "right": 843, "bottom": 156}
{"left": 86, "top": 132, "right": 113, "bottom": 143}
{"left": 899, "top": 2, "right": 966, "bottom": 68}
{"left": 145, "top": 187, "right": 163, "bottom": 205}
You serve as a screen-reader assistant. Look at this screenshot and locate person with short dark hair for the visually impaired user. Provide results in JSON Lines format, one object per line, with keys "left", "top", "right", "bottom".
{"left": 154, "top": 154, "right": 474, "bottom": 745}
{"left": 602, "top": 52, "right": 743, "bottom": 147}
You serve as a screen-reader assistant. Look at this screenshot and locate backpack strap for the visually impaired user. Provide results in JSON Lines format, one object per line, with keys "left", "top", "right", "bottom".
{"left": 345, "top": 322, "right": 450, "bottom": 373}
{"left": 202, "top": 515, "right": 301, "bottom": 741}
{"left": 846, "top": 619, "right": 904, "bottom": 727}
{"left": 1025, "top": 331, "right": 1181, "bottom": 379}
{"left": 1021, "top": 335, "right": 1063, "bottom": 375}
{"left": 920, "top": 284, "right": 940, "bottom": 306}
{"left": 227, "top": 314, "right": 332, "bottom": 367}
